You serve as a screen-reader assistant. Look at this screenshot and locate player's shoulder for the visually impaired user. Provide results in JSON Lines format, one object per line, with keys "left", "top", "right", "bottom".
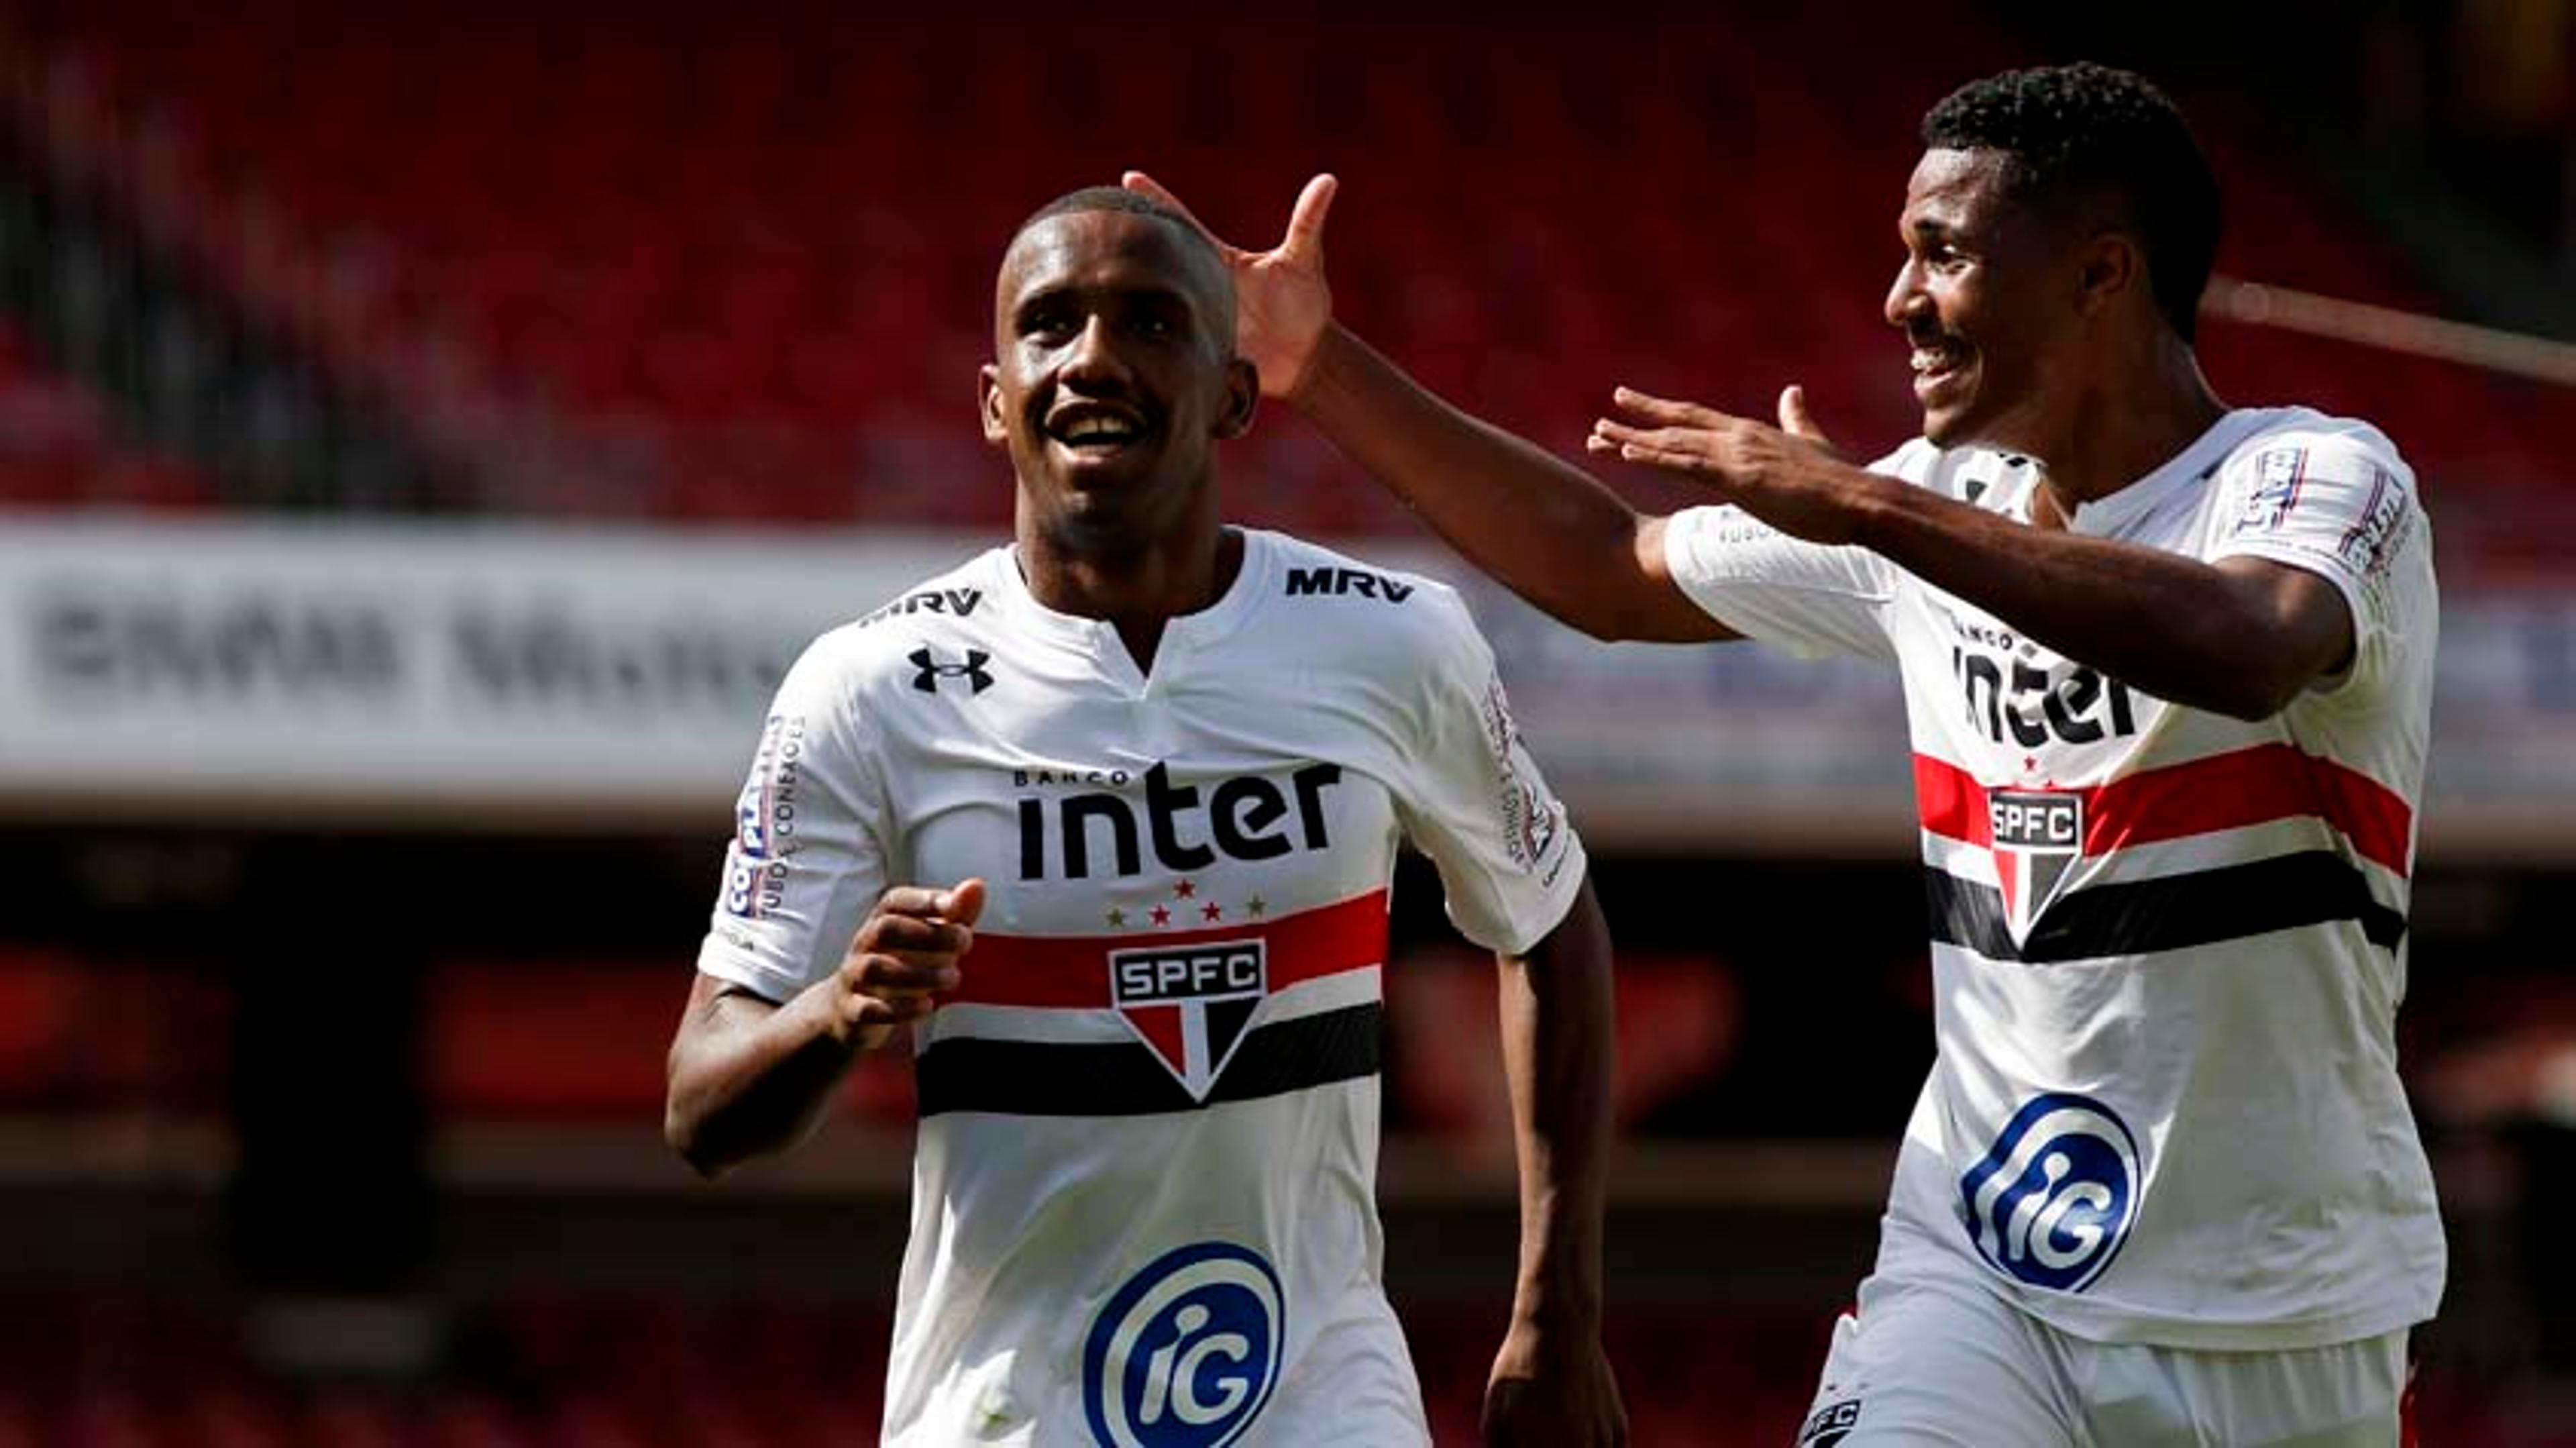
{"left": 790, "top": 546, "right": 1014, "bottom": 690}
{"left": 1252, "top": 529, "right": 1482, "bottom": 659}
{"left": 2215, "top": 406, "right": 2418, "bottom": 497}
{"left": 1870, "top": 437, "right": 2042, "bottom": 509}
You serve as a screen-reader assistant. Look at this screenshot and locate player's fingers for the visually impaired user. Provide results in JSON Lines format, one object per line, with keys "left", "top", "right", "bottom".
{"left": 1120, "top": 171, "right": 1232, "bottom": 254}
{"left": 1590, "top": 418, "right": 1712, "bottom": 457}
{"left": 1609, "top": 385, "right": 1732, "bottom": 430}
{"left": 1282, "top": 172, "right": 1338, "bottom": 258}
{"left": 1613, "top": 438, "right": 1724, "bottom": 476}
{"left": 873, "top": 883, "right": 960, "bottom": 920}
{"left": 941, "top": 877, "right": 988, "bottom": 929}
{"left": 850, "top": 953, "right": 962, "bottom": 995}
{"left": 857, "top": 912, "right": 974, "bottom": 960}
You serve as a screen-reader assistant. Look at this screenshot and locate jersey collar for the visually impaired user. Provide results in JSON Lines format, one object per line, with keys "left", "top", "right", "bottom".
{"left": 2066, "top": 408, "right": 2281, "bottom": 537}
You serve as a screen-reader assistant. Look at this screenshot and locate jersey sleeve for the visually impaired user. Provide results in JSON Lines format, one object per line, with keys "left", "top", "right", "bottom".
{"left": 1387, "top": 592, "right": 1589, "bottom": 957}
{"left": 2208, "top": 431, "right": 2426, "bottom": 694}
{"left": 693, "top": 637, "right": 892, "bottom": 1004}
{"left": 1662, "top": 503, "right": 1900, "bottom": 662}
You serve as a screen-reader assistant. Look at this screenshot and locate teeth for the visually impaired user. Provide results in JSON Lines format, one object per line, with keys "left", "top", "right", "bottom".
{"left": 1058, "top": 416, "right": 1136, "bottom": 443}
{"left": 1911, "top": 344, "right": 1962, "bottom": 376}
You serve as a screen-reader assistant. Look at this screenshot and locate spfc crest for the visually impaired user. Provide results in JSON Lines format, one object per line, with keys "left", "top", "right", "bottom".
{"left": 1108, "top": 939, "right": 1269, "bottom": 1100}
{"left": 1988, "top": 790, "right": 2083, "bottom": 940}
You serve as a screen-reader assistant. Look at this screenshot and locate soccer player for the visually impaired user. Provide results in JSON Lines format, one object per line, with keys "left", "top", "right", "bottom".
{"left": 662, "top": 188, "right": 1626, "bottom": 1447}
{"left": 1134, "top": 60, "right": 2440, "bottom": 1448}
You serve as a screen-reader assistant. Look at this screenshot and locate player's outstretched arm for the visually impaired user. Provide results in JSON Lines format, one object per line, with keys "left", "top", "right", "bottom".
{"left": 664, "top": 880, "right": 985, "bottom": 1179}
{"left": 1484, "top": 876, "right": 1627, "bottom": 1447}
{"left": 1594, "top": 389, "right": 2357, "bottom": 718}
{"left": 1123, "top": 170, "right": 1727, "bottom": 645}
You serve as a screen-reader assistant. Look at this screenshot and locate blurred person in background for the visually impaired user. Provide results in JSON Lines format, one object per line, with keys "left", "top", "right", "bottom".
{"left": 662, "top": 187, "right": 1625, "bottom": 1446}
{"left": 1138, "top": 58, "right": 2439, "bottom": 1448}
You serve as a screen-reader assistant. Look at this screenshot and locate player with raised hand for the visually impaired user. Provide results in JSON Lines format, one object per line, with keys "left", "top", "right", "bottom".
{"left": 1136, "top": 58, "right": 2440, "bottom": 1448}
{"left": 665, "top": 186, "right": 1624, "bottom": 1446}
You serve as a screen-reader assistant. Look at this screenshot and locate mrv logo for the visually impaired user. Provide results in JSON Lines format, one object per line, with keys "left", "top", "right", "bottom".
{"left": 1110, "top": 939, "right": 1267, "bottom": 1100}
{"left": 1959, "top": 1092, "right": 2141, "bottom": 1293}
{"left": 1990, "top": 790, "right": 2082, "bottom": 939}
{"left": 1085, "top": 1242, "right": 1284, "bottom": 1448}
{"left": 1017, "top": 762, "right": 1342, "bottom": 880}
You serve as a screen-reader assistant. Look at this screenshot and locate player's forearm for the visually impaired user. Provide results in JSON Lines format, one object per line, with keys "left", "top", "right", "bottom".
{"left": 1847, "top": 478, "right": 2323, "bottom": 719}
{"left": 1296, "top": 325, "right": 1668, "bottom": 642}
{"left": 664, "top": 982, "right": 867, "bottom": 1178}
{"left": 1497, "top": 880, "right": 1615, "bottom": 1331}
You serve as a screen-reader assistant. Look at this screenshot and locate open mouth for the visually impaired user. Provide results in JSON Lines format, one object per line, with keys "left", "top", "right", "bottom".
{"left": 1043, "top": 401, "right": 1150, "bottom": 459}
{"left": 1908, "top": 333, "right": 1971, "bottom": 400}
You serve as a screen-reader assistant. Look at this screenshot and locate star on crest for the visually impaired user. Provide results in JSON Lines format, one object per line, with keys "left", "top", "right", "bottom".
{"left": 1173, "top": 879, "right": 1197, "bottom": 900}
{"left": 1201, "top": 902, "right": 1223, "bottom": 923}
{"left": 1104, "top": 907, "right": 1128, "bottom": 928}
{"left": 1150, "top": 904, "right": 1172, "bottom": 927}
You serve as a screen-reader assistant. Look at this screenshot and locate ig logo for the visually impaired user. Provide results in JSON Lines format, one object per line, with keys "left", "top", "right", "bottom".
{"left": 1083, "top": 1242, "right": 1283, "bottom": 1448}
{"left": 1958, "top": 1092, "right": 2141, "bottom": 1293}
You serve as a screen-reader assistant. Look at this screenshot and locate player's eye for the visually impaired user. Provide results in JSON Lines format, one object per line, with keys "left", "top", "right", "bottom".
{"left": 1020, "top": 305, "right": 1076, "bottom": 340}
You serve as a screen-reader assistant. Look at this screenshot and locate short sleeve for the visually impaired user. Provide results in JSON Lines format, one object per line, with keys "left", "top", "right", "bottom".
{"left": 2208, "top": 433, "right": 2425, "bottom": 693}
{"left": 1387, "top": 594, "right": 1589, "bottom": 957}
{"left": 1662, "top": 504, "right": 1900, "bottom": 662}
{"left": 693, "top": 640, "right": 892, "bottom": 1003}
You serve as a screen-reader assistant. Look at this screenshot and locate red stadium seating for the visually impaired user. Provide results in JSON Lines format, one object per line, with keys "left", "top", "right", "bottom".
{"left": 4, "top": 1, "right": 2559, "bottom": 560}
{"left": 0, "top": 319, "right": 213, "bottom": 510}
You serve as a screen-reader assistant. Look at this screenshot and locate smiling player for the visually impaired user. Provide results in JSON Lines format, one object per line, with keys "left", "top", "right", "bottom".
{"left": 663, "top": 189, "right": 1625, "bottom": 1447}
{"left": 1140, "top": 60, "right": 2441, "bottom": 1448}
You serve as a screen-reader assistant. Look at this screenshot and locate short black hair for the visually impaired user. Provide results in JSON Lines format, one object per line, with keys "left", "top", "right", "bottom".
{"left": 1006, "top": 185, "right": 1233, "bottom": 323}
{"left": 1921, "top": 62, "right": 2219, "bottom": 343}
{"left": 1014, "top": 186, "right": 1219, "bottom": 267}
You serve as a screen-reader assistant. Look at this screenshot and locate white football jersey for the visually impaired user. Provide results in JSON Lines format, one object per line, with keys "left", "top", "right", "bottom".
{"left": 696, "top": 529, "right": 1587, "bottom": 1444}
{"left": 1666, "top": 407, "right": 2443, "bottom": 1349}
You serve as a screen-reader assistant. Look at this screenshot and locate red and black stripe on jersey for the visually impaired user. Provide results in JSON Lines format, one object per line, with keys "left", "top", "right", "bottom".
{"left": 917, "top": 890, "right": 1389, "bottom": 1118}
{"left": 1914, "top": 743, "right": 2413, "bottom": 963}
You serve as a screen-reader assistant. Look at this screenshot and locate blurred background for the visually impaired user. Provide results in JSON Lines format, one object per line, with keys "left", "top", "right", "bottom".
{"left": 0, "top": 0, "right": 2569, "bottom": 1443}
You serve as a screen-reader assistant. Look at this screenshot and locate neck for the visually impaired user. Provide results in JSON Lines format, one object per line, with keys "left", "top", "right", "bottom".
{"left": 1016, "top": 499, "right": 1239, "bottom": 670}
{"left": 2032, "top": 331, "right": 2228, "bottom": 520}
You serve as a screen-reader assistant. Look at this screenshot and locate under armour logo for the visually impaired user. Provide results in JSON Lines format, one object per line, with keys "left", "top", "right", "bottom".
{"left": 910, "top": 647, "right": 994, "bottom": 694}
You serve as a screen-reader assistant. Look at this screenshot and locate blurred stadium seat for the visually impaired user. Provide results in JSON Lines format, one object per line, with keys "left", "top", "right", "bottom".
{"left": 0, "top": 0, "right": 2559, "bottom": 560}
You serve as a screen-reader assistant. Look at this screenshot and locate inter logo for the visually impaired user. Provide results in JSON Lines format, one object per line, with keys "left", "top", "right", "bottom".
{"left": 1988, "top": 789, "right": 2082, "bottom": 939}
{"left": 1109, "top": 939, "right": 1268, "bottom": 1101}
{"left": 908, "top": 647, "right": 993, "bottom": 695}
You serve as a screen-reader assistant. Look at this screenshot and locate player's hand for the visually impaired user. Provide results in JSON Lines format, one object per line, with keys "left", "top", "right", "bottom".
{"left": 1482, "top": 1321, "right": 1626, "bottom": 1447}
{"left": 1122, "top": 170, "right": 1337, "bottom": 401}
{"left": 828, "top": 879, "right": 986, "bottom": 1046}
{"left": 1589, "top": 383, "right": 1882, "bottom": 546}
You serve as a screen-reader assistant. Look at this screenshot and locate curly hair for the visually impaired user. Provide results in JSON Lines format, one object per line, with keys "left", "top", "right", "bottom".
{"left": 1922, "top": 62, "right": 2220, "bottom": 344}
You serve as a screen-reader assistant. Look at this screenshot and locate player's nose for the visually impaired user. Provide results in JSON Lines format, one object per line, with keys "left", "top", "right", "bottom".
{"left": 1884, "top": 256, "right": 1929, "bottom": 329}
{"left": 1059, "top": 314, "right": 1132, "bottom": 388}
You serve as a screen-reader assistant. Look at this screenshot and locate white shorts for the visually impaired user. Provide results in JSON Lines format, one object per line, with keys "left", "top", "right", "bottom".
{"left": 1798, "top": 1268, "right": 2409, "bottom": 1447}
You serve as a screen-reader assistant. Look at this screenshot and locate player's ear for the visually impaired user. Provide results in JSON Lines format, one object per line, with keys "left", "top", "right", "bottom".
{"left": 1214, "top": 356, "right": 1259, "bottom": 441}
{"left": 2075, "top": 231, "right": 2141, "bottom": 319}
{"left": 979, "top": 362, "right": 1008, "bottom": 447}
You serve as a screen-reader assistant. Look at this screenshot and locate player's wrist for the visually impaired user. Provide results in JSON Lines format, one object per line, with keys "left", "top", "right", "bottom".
{"left": 1283, "top": 322, "right": 1358, "bottom": 413}
{"left": 1507, "top": 1278, "right": 1605, "bottom": 1337}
